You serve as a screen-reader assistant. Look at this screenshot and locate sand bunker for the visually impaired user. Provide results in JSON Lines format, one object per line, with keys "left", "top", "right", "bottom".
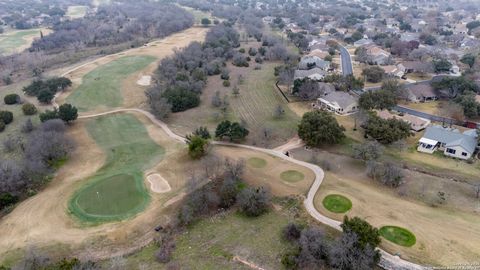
{"left": 146, "top": 173, "right": 171, "bottom": 193}
{"left": 136, "top": 75, "right": 152, "bottom": 86}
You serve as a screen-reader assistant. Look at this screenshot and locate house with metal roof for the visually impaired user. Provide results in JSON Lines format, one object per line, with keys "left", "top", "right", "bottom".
{"left": 417, "top": 125, "right": 477, "bottom": 159}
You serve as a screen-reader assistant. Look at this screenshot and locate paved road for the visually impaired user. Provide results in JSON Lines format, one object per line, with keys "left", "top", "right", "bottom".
{"left": 78, "top": 108, "right": 425, "bottom": 270}
{"left": 340, "top": 46, "right": 353, "bottom": 76}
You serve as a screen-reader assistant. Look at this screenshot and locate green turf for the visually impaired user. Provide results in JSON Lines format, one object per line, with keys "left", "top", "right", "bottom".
{"left": 66, "top": 55, "right": 156, "bottom": 112}
{"left": 280, "top": 170, "right": 305, "bottom": 183}
{"left": 322, "top": 194, "right": 352, "bottom": 213}
{"left": 68, "top": 114, "right": 165, "bottom": 224}
{"left": 379, "top": 226, "right": 416, "bottom": 247}
{"left": 247, "top": 157, "right": 267, "bottom": 168}
{"left": 0, "top": 29, "right": 41, "bottom": 54}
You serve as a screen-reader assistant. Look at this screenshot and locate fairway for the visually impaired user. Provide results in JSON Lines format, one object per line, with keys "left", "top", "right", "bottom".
{"left": 280, "top": 170, "right": 305, "bottom": 183}
{"left": 0, "top": 29, "right": 42, "bottom": 55}
{"left": 66, "top": 55, "right": 156, "bottom": 112}
{"left": 322, "top": 194, "right": 352, "bottom": 213}
{"left": 69, "top": 114, "right": 165, "bottom": 223}
{"left": 380, "top": 226, "right": 416, "bottom": 247}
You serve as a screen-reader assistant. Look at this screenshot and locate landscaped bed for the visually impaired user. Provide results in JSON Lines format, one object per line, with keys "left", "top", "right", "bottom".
{"left": 379, "top": 226, "right": 416, "bottom": 247}
{"left": 322, "top": 194, "right": 352, "bottom": 213}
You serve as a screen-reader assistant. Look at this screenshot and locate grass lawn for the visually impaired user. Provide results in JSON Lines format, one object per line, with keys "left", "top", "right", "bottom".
{"left": 121, "top": 210, "right": 296, "bottom": 269}
{"left": 322, "top": 194, "right": 352, "bottom": 213}
{"left": 247, "top": 157, "right": 267, "bottom": 168}
{"left": 178, "top": 5, "right": 213, "bottom": 25}
{"left": 69, "top": 114, "right": 165, "bottom": 224}
{"left": 379, "top": 226, "right": 416, "bottom": 247}
{"left": 66, "top": 6, "right": 88, "bottom": 18}
{"left": 0, "top": 29, "right": 42, "bottom": 55}
{"left": 66, "top": 55, "right": 156, "bottom": 112}
{"left": 280, "top": 170, "right": 305, "bottom": 183}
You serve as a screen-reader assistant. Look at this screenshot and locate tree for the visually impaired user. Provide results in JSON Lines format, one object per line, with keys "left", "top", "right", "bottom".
{"left": 163, "top": 88, "right": 200, "bottom": 112}
{"left": 432, "top": 58, "right": 452, "bottom": 73}
{"left": 4, "top": 94, "right": 20, "bottom": 105}
{"left": 352, "top": 141, "right": 384, "bottom": 161}
{"left": 362, "top": 115, "right": 412, "bottom": 144}
{"left": 330, "top": 231, "right": 379, "bottom": 269}
{"left": 37, "top": 89, "right": 55, "bottom": 104}
{"left": 39, "top": 108, "right": 59, "bottom": 122}
{"left": 22, "top": 103, "right": 37, "bottom": 115}
{"left": 0, "top": 111, "right": 13, "bottom": 125}
{"left": 358, "top": 90, "right": 397, "bottom": 110}
{"left": 187, "top": 135, "right": 209, "bottom": 159}
{"left": 58, "top": 103, "right": 78, "bottom": 123}
{"left": 293, "top": 78, "right": 325, "bottom": 100}
{"left": 362, "top": 66, "right": 385, "bottom": 83}
{"left": 461, "top": 54, "right": 476, "bottom": 68}
{"left": 201, "top": 18, "right": 211, "bottom": 26}
{"left": 237, "top": 186, "right": 270, "bottom": 217}
{"left": 215, "top": 120, "right": 249, "bottom": 141}
{"left": 283, "top": 223, "right": 303, "bottom": 242}
{"left": 192, "top": 126, "right": 211, "bottom": 139}
{"left": 297, "top": 227, "right": 329, "bottom": 268}
{"left": 341, "top": 216, "right": 381, "bottom": 249}
{"left": 466, "top": 21, "right": 480, "bottom": 32}
{"left": 298, "top": 111, "right": 345, "bottom": 147}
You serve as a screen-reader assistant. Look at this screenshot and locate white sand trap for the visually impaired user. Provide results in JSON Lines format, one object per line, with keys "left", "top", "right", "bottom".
{"left": 136, "top": 75, "right": 151, "bottom": 86}
{"left": 146, "top": 173, "right": 171, "bottom": 193}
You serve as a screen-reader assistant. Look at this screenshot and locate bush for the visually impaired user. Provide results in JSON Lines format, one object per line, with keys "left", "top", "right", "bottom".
{"left": 255, "top": 56, "right": 263, "bottom": 63}
{"left": 187, "top": 135, "right": 209, "bottom": 159}
{"left": 223, "top": 80, "right": 231, "bottom": 87}
{"left": 39, "top": 108, "right": 59, "bottom": 122}
{"left": 248, "top": 47, "right": 257, "bottom": 56}
{"left": 0, "top": 121, "right": 4, "bottom": 132}
{"left": 239, "top": 48, "right": 246, "bottom": 53}
{"left": 0, "top": 193, "right": 19, "bottom": 210}
{"left": 21, "top": 119, "right": 34, "bottom": 133}
{"left": 283, "top": 223, "right": 303, "bottom": 242}
{"left": 22, "top": 103, "right": 37, "bottom": 115}
{"left": 163, "top": 88, "right": 200, "bottom": 112}
{"left": 0, "top": 111, "right": 13, "bottom": 125}
{"left": 4, "top": 94, "right": 19, "bottom": 105}
{"left": 237, "top": 186, "right": 270, "bottom": 217}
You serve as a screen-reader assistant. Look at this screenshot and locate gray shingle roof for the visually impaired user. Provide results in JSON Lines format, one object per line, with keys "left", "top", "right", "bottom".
{"left": 321, "top": 91, "right": 357, "bottom": 109}
{"left": 423, "top": 126, "right": 477, "bottom": 153}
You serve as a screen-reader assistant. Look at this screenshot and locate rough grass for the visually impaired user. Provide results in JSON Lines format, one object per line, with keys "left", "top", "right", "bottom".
{"left": 247, "top": 157, "right": 267, "bottom": 168}
{"left": 379, "top": 226, "right": 416, "bottom": 247}
{"left": 280, "top": 170, "right": 305, "bottom": 183}
{"left": 121, "top": 210, "right": 295, "bottom": 269}
{"left": 68, "top": 114, "right": 165, "bottom": 224}
{"left": 322, "top": 194, "right": 352, "bottom": 213}
{"left": 0, "top": 29, "right": 41, "bottom": 54}
{"left": 66, "top": 55, "right": 156, "bottom": 112}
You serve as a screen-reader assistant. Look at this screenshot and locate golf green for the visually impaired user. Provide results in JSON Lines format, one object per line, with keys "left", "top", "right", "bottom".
{"left": 66, "top": 55, "right": 156, "bottom": 112}
{"left": 280, "top": 170, "right": 305, "bottom": 183}
{"left": 379, "top": 226, "right": 416, "bottom": 247}
{"left": 69, "top": 114, "right": 165, "bottom": 223}
{"left": 322, "top": 194, "right": 352, "bottom": 213}
{"left": 247, "top": 157, "right": 267, "bottom": 168}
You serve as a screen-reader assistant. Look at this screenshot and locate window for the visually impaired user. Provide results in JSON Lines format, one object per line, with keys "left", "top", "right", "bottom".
{"left": 446, "top": 148, "right": 456, "bottom": 154}
{"left": 462, "top": 152, "right": 468, "bottom": 157}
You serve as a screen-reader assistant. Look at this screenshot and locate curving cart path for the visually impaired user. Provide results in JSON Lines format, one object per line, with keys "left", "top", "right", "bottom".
{"left": 78, "top": 108, "right": 424, "bottom": 270}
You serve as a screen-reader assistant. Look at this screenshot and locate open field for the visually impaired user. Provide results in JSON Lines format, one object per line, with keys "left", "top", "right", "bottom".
{"left": 291, "top": 147, "right": 480, "bottom": 266}
{"left": 0, "top": 28, "right": 51, "bottom": 55}
{"left": 66, "top": 56, "right": 156, "bottom": 112}
{"left": 168, "top": 61, "right": 300, "bottom": 148}
{"left": 69, "top": 114, "right": 165, "bottom": 223}
{"left": 66, "top": 5, "right": 88, "bottom": 19}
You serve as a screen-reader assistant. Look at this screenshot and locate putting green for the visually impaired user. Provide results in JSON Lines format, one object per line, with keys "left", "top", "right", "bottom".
{"left": 66, "top": 55, "right": 156, "bottom": 112}
{"left": 379, "top": 226, "right": 416, "bottom": 247}
{"left": 322, "top": 194, "right": 352, "bottom": 213}
{"left": 280, "top": 170, "right": 305, "bottom": 183}
{"left": 247, "top": 157, "right": 267, "bottom": 168}
{"left": 69, "top": 114, "right": 165, "bottom": 223}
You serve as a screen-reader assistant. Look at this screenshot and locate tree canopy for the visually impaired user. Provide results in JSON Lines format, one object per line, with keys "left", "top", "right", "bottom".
{"left": 298, "top": 111, "right": 345, "bottom": 146}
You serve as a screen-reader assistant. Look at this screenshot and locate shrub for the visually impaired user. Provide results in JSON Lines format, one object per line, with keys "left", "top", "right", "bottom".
{"left": 21, "top": 119, "right": 34, "bottom": 133}
{"left": 239, "top": 48, "right": 246, "bottom": 53}
{"left": 248, "top": 47, "right": 257, "bottom": 56}
{"left": 298, "top": 111, "right": 345, "bottom": 146}
{"left": 163, "top": 88, "right": 200, "bottom": 112}
{"left": 223, "top": 80, "right": 231, "bottom": 87}
{"left": 283, "top": 223, "right": 303, "bottom": 242}
{"left": 4, "top": 94, "right": 19, "bottom": 105}
{"left": 0, "top": 121, "right": 4, "bottom": 132}
{"left": 187, "top": 135, "right": 209, "bottom": 159}
{"left": 0, "top": 111, "right": 13, "bottom": 125}
{"left": 220, "top": 69, "right": 230, "bottom": 80}
{"left": 39, "top": 108, "right": 59, "bottom": 122}
{"left": 22, "top": 103, "right": 37, "bottom": 115}
{"left": 0, "top": 193, "right": 19, "bottom": 210}
{"left": 237, "top": 186, "right": 270, "bottom": 217}
{"left": 255, "top": 56, "right": 263, "bottom": 63}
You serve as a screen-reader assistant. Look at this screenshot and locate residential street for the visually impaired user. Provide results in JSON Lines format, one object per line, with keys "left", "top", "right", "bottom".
{"left": 340, "top": 46, "right": 353, "bottom": 76}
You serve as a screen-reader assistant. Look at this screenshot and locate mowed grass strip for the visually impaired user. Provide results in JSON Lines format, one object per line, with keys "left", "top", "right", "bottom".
{"left": 66, "top": 55, "right": 156, "bottom": 112}
{"left": 280, "top": 170, "right": 305, "bottom": 183}
{"left": 379, "top": 226, "right": 416, "bottom": 247}
{"left": 0, "top": 29, "right": 41, "bottom": 54}
{"left": 247, "top": 157, "right": 267, "bottom": 168}
{"left": 322, "top": 194, "right": 352, "bottom": 213}
{"left": 69, "top": 114, "right": 165, "bottom": 223}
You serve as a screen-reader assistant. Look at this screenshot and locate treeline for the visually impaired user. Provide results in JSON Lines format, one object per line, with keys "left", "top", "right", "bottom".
{"left": 0, "top": 120, "right": 75, "bottom": 212}
{"left": 30, "top": 2, "right": 194, "bottom": 53}
{"left": 147, "top": 23, "right": 240, "bottom": 116}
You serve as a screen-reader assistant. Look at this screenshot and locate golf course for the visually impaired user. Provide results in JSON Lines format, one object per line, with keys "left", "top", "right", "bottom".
{"left": 0, "top": 28, "right": 47, "bottom": 55}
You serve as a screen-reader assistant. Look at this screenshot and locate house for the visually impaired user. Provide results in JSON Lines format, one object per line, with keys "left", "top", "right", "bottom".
{"left": 294, "top": 68, "right": 327, "bottom": 81}
{"left": 364, "top": 45, "right": 391, "bottom": 65}
{"left": 308, "top": 49, "right": 329, "bottom": 59}
{"left": 407, "top": 84, "right": 438, "bottom": 102}
{"left": 381, "top": 65, "right": 405, "bottom": 78}
{"left": 376, "top": 110, "right": 430, "bottom": 132}
{"left": 298, "top": 56, "right": 331, "bottom": 70}
{"left": 417, "top": 126, "right": 477, "bottom": 159}
{"left": 354, "top": 38, "right": 373, "bottom": 47}
{"left": 316, "top": 91, "right": 358, "bottom": 115}
{"left": 401, "top": 61, "right": 433, "bottom": 74}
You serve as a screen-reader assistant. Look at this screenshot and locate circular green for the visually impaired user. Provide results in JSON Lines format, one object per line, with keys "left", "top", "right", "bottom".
{"left": 280, "top": 170, "right": 305, "bottom": 183}
{"left": 69, "top": 173, "right": 149, "bottom": 223}
{"left": 322, "top": 194, "right": 352, "bottom": 213}
{"left": 379, "top": 226, "right": 416, "bottom": 247}
{"left": 247, "top": 157, "right": 267, "bottom": 168}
